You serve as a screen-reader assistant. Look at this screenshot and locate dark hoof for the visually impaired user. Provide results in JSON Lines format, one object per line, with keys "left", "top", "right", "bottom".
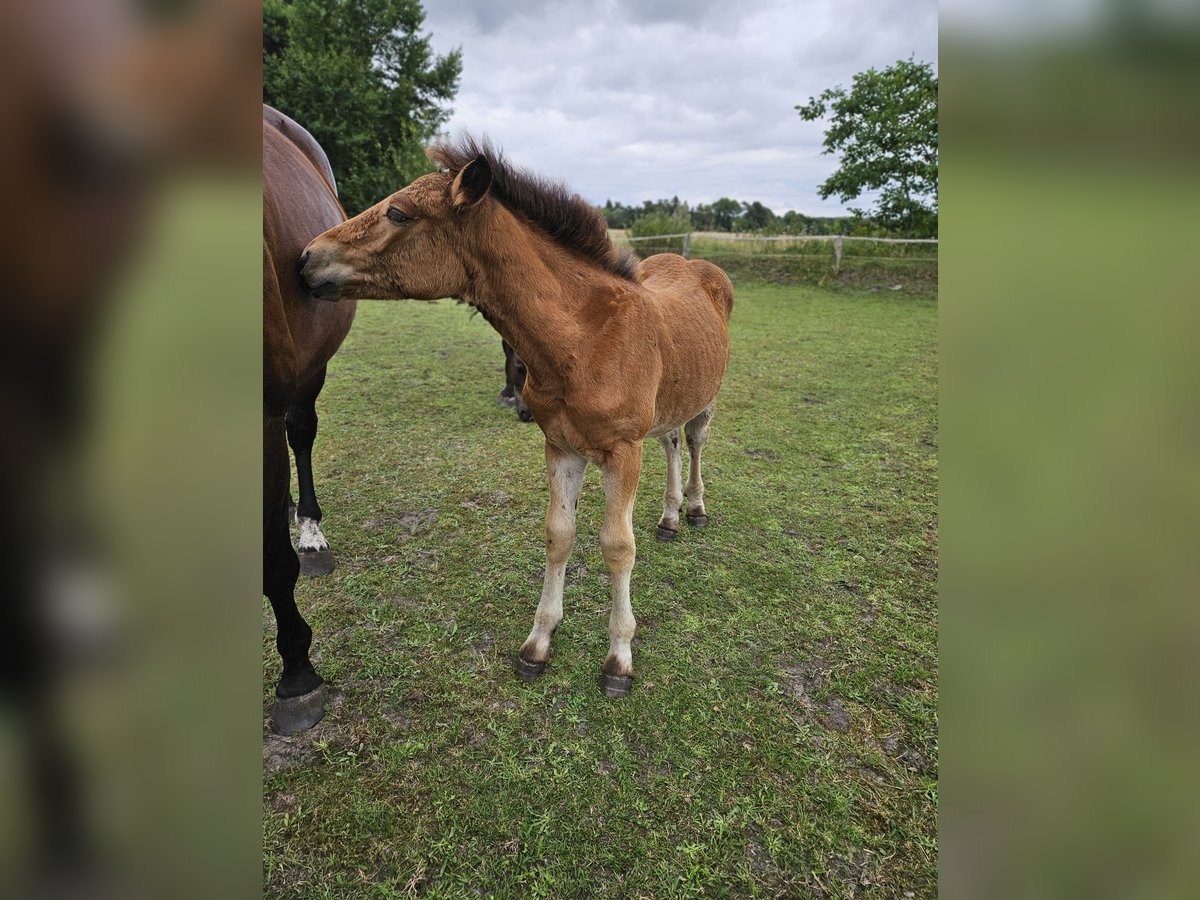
{"left": 298, "top": 547, "right": 335, "bottom": 576}
{"left": 515, "top": 656, "right": 546, "bottom": 681}
{"left": 601, "top": 673, "right": 633, "bottom": 699}
{"left": 271, "top": 683, "right": 327, "bottom": 734}
{"left": 518, "top": 409, "right": 534, "bottom": 423}
{"left": 656, "top": 525, "right": 679, "bottom": 543}
{"left": 686, "top": 514, "right": 708, "bottom": 528}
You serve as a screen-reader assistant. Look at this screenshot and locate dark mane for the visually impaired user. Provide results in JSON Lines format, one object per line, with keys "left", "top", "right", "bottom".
{"left": 428, "top": 135, "right": 639, "bottom": 282}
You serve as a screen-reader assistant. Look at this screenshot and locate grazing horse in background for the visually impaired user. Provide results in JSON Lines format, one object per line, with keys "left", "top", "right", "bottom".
{"left": 498, "top": 339, "right": 534, "bottom": 422}
{"left": 263, "top": 106, "right": 357, "bottom": 733}
{"left": 300, "top": 136, "right": 733, "bottom": 698}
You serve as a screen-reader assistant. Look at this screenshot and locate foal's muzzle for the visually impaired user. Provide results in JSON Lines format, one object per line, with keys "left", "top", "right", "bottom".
{"left": 298, "top": 243, "right": 347, "bottom": 300}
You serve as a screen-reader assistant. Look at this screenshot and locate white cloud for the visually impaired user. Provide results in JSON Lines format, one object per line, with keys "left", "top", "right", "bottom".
{"left": 423, "top": 0, "right": 936, "bottom": 216}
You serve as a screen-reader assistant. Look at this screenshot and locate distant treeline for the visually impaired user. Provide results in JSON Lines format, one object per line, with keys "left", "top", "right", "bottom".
{"left": 599, "top": 197, "right": 907, "bottom": 237}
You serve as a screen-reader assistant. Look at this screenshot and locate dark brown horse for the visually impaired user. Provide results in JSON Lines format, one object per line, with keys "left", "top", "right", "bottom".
{"left": 498, "top": 339, "right": 534, "bottom": 422}
{"left": 263, "top": 106, "right": 356, "bottom": 733}
{"left": 299, "top": 136, "right": 733, "bottom": 698}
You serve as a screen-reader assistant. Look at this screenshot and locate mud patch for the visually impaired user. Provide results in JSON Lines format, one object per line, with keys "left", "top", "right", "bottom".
{"left": 742, "top": 824, "right": 777, "bottom": 879}
{"left": 814, "top": 849, "right": 876, "bottom": 898}
{"left": 460, "top": 489, "right": 512, "bottom": 510}
{"left": 881, "top": 735, "right": 935, "bottom": 774}
{"left": 820, "top": 698, "right": 852, "bottom": 734}
{"left": 780, "top": 660, "right": 854, "bottom": 735}
{"left": 396, "top": 509, "right": 439, "bottom": 538}
{"left": 263, "top": 688, "right": 348, "bottom": 775}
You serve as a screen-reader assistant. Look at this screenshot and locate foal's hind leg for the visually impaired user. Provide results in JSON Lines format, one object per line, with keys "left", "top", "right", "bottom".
{"left": 286, "top": 367, "right": 335, "bottom": 576}
{"left": 656, "top": 429, "right": 683, "bottom": 542}
{"left": 684, "top": 405, "right": 713, "bottom": 527}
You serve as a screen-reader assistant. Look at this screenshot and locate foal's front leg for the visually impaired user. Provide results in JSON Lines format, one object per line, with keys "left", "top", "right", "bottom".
{"left": 517, "top": 442, "right": 586, "bottom": 679}
{"left": 599, "top": 442, "right": 643, "bottom": 698}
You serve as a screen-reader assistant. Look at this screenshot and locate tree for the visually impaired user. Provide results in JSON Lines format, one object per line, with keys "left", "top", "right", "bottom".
{"left": 796, "top": 58, "right": 937, "bottom": 237}
{"left": 264, "top": 0, "right": 461, "bottom": 214}
{"left": 710, "top": 197, "right": 743, "bottom": 232}
{"left": 741, "top": 200, "right": 776, "bottom": 231}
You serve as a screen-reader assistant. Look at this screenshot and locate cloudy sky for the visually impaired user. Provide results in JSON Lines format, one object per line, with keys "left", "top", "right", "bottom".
{"left": 421, "top": 0, "right": 937, "bottom": 217}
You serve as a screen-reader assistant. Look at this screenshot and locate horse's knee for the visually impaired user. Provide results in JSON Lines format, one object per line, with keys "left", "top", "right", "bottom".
{"left": 545, "top": 521, "right": 575, "bottom": 562}
{"left": 285, "top": 407, "right": 318, "bottom": 449}
{"left": 600, "top": 530, "right": 634, "bottom": 568}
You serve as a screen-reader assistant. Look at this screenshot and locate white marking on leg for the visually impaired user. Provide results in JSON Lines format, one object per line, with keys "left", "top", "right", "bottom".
{"left": 298, "top": 517, "right": 329, "bottom": 552}
{"left": 658, "top": 430, "right": 683, "bottom": 533}
{"left": 684, "top": 406, "right": 712, "bottom": 518}
{"left": 601, "top": 447, "right": 641, "bottom": 677}
{"left": 520, "top": 446, "right": 586, "bottom": 664}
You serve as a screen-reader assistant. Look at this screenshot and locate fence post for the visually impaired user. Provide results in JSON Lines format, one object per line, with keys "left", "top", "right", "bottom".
{"left": 682, "top": 233, "right": 691, "bottom": 259}
{"left": 833, "top": 236, "right": 843, "bottom": 274}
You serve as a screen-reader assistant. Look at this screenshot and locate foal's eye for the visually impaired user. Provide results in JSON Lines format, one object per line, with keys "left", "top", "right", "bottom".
{"left": 387, "top": 207, "right": 415, "bottom": 225}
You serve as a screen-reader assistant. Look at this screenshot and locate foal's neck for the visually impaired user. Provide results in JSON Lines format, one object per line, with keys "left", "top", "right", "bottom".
{"left": 463, "top": 207, "right": 616, "bottom": 386}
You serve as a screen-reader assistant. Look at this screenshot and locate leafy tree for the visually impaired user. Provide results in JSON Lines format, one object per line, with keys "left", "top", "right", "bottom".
{"left": 740, "top": 201, "right": 776, "bottom": 231}
{"left": 264, "top": 0, "right": 461, "bottom": 214}
{"left": 710, "top": 197, "right": 743, "bottom": 232}
{"left": 600, "top": 199, "right": 635, "bottom": 229}
{"left": 796, "top": 58, "right": 938, "bottom": 237}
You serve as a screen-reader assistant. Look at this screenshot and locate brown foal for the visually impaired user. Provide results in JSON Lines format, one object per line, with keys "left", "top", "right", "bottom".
{"left": 300, "top": 137, "right": 732, "bottom": 697}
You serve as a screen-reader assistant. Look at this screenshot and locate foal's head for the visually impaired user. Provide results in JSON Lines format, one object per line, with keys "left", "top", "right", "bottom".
{"left": 299, "top": 163, "right": 485, "bottom": 301}
{"left": 300, "top": 135, "right": 636, "bottom": 301}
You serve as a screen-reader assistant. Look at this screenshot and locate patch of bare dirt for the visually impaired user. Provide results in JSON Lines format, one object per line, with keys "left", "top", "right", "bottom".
{"left": 780, "top": 658, "right": 855, "bottom": 735}
{"left": 262, "top": 688, "right": 348, "bottom": 775}
{"left": 460, "top": 489, "right": 512, "bottom": 510}
{"left": 396, "top": 509, "right": 439, "bottom": 538}
{"left": 881, "top": 735, "right": 935, "bottom": 774}
{"left": 742, "top": 824, "right": 777, "bottom": 879}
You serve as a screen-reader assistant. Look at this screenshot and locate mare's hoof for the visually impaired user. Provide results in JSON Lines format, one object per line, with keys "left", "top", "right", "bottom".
{"left": 656, "top": 525, "right": 679, "bottom": 543}
{"left": 686, "top": 514, "right": 708, "bottom": 528}
{"left": 515, "top": 656, "right": 546, "bottom": 681}
{"left": 600, "top": 673, "right": 633, "bottom": 699}
{"left": 271, "top": 683, "right": 327, "bottom": 734}
{"left": 299, "top": 547, "right": 335, "bottom": 576}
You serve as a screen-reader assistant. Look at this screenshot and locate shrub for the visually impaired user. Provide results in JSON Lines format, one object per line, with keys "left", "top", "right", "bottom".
{"left": 627, "top": 211, "right": 692, "bottom": 255}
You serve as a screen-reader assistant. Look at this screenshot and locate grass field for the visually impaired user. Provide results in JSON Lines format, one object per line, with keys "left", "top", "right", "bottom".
{"left": 263, "top": 282, "right": 938, "bottom": 898}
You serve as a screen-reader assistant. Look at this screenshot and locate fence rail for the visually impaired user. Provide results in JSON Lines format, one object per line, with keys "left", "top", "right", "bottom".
{"left": 620, "top": 233, "right": 938, "bottom": 244}
{"left": 614, "top": 232, "right": 937, "bottom": 277}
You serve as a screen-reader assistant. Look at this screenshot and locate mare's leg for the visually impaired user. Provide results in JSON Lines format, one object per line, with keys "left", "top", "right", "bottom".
{"left": 265, "top": 412, "right": 325, "bottom": 733}
{"left": 656, "top": 429, "right": 683, "bottom": 542}
{"left": 499, "top": 340, "right": 517, "bottom": 407}
{"left": 517, "top": 442, "right": 586, "bottom": 679}
{"left": 684, "top": 405, "right": 713, "bottom": 527}
{"left": 286, "top": 367, "right": 334, "bottom": 576}
{"left": 599, "top": 442, "right": 643, "bottom": 698}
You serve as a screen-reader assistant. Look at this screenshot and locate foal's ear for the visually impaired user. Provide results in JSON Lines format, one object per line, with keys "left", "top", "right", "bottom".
{"left": 451, "top": 155, "right": 493, "bottom": 208}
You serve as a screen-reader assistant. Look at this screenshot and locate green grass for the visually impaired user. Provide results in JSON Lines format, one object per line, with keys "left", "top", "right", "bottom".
{"left": 263, "top": 283, "right": 938, "bottom": 898}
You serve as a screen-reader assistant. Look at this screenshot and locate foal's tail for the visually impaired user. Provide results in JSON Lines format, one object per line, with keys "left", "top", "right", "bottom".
{"left": 692, "top": 259, "right": 735, "bottom": 322}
